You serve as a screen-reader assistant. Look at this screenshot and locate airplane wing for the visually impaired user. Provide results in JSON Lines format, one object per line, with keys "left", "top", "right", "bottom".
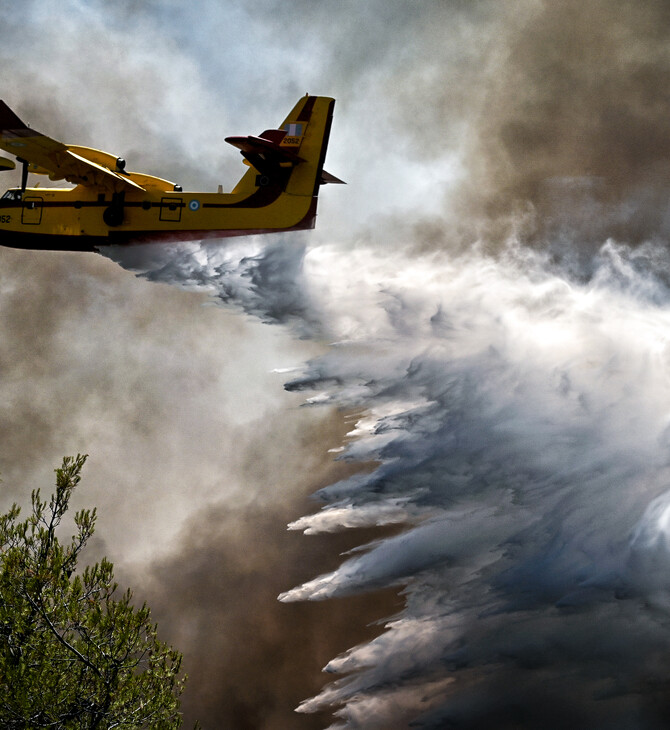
{"left": 0, "top": 100, "right": 144, "bottom": 193}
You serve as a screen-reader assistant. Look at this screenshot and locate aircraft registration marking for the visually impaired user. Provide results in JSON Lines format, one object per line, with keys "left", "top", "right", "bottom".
{"left": 0, "top": 215, "right": 11, "bottom": 223}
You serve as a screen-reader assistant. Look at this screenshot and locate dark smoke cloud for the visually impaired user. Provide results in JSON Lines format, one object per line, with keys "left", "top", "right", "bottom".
{"left": 137, "top": 409, "right": 402, "bottom": 730}
{"left": 360, "top": 0, "right": 670, "bottom": 253}
{"left": 465, "top": 0, "right": 670, "bottom": 249}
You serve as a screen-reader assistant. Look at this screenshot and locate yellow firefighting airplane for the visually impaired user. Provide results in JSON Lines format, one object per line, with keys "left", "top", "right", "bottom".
{"left": 0, "top": 95, "right": 342, "bottom": 251}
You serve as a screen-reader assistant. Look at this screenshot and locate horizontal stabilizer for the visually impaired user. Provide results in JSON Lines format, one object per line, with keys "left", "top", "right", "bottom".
{"left": 320, "top": 169, "right": 345, "bottom": 185}
{"left": 225, "top": 134, "right": 302, "bottom": 164}
{"left": 259, "top": 129, "right": 287, "bottom": 144}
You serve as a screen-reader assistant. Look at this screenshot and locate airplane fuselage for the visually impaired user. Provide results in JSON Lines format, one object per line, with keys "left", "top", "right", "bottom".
{"left": 0, "top": 182, "right": 317, "bottom": 251}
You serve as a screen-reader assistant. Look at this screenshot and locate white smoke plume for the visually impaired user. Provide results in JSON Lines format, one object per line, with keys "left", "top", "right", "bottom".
{"left": 104, "top": 233, "right": 670, "bottom": 728}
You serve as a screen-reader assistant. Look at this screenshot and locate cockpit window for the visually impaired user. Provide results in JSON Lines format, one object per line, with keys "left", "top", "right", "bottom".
{"left": 1, "top": 190, "right": 22, "bottom": 201}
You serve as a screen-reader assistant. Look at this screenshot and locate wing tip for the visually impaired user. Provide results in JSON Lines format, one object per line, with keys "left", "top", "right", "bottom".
{"left": 0, "top": 101, "right": 28, "bottom": 132}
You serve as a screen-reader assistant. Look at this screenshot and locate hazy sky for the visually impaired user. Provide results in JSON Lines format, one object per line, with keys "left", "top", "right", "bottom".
{"left": 4, "top": 2, "right": 670, "bottom": 728}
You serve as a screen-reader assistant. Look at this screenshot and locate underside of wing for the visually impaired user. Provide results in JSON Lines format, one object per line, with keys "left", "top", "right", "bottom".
{"left": 0, "top": 101, "right": 144, "bottom": 193}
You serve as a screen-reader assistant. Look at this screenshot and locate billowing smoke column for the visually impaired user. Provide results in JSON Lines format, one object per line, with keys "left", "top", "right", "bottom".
{"left": 105, "top": 235, "right": 670, "bottom": 728}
